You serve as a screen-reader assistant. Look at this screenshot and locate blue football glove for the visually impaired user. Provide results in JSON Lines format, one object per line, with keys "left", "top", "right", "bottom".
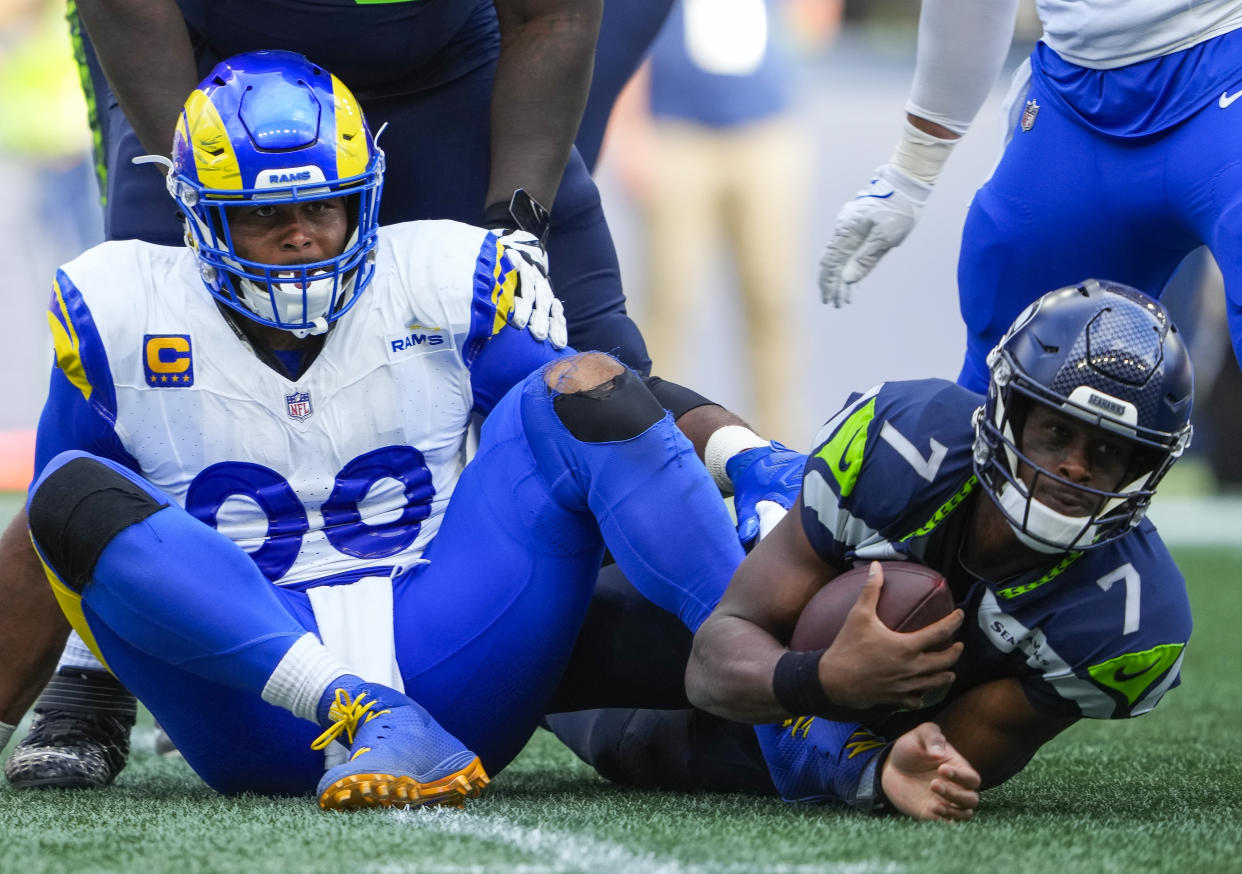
{"left": 726, "top": 441, "right": 807, "bottom": 548}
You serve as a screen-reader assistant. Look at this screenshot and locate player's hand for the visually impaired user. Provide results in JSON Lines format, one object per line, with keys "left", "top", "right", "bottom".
{"left": 725, "top": 442, "right": 805, "bottom": 548}
{"left": 881, "top": 722, "right": 980, "bottom": 822}
{"left": 492, "top": 228, "right": 568, "bottom": 349}
{"left": 818, "top": 164, "right": 932, "bottom": 307}
{"left": 819, "top": 561, "right": 963, "bottom": 711}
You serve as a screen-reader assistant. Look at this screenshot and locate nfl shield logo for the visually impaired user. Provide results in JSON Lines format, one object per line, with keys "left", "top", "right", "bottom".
{"left": 286, "top": 390, "right": 313, "bottom": 421}
{"left": 1020, "top": 99, "right": 1040, "bottom": 132}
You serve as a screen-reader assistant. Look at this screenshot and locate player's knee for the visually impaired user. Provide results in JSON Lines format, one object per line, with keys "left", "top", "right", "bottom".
{"left": 546, "top": 352, "right": 665, "bottom": 442}
{"left": 27, "top": 455, "right": 167, "bottom": 593}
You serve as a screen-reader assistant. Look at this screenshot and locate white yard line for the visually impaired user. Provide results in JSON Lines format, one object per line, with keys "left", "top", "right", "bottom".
{"left": 376, "top": 807, "right": 903, "bottom": 874}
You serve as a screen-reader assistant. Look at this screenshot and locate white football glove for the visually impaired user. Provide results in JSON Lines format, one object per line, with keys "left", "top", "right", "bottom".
{"left": 818, "top": 164, "right": 933, "bottom": 307}
{"left": 492, "top": 228, "right": 568, "bottom": 349}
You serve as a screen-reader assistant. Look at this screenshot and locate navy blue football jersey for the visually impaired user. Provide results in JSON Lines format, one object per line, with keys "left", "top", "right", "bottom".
{"left": 800, "top": 379, "right": 1191, "bottom": 721}
{"left": 175, "top": 0, "right": 497, "bottom": 94}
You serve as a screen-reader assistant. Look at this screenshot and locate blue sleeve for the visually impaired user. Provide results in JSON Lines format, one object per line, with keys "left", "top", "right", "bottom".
{"left": 461, "top": 233, "right": 566, "bottom": 416}
{"left": 34, "top": 273, "right": 139, "bottom": 479}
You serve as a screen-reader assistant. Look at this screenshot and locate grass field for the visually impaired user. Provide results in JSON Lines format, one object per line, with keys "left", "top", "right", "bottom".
{"left": 1, "top": 486, "right": 1240, "bottom": 872}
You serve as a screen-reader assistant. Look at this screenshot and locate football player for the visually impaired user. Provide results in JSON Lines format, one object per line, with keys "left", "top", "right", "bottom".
{"left": 816, "top": 0, "right": 1242, "bottom": 391}
{"left": 0, "top": 52, "right": 840, "bottom": 808}
{"left": 549, "top": 280, "right": 1194, "bottom": 820}
{"left": 2, "top": 0, "right": 732, "bottom": 789}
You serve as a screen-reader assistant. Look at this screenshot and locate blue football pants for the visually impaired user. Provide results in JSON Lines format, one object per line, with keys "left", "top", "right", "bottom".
{"left": 27, "top": 365, "right": 742, "bottom": 794}
{"left": 956, "top": 68, "right": 1242, "bottom": 390}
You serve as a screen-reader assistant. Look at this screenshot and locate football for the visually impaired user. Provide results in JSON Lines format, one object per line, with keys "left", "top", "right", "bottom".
{"left": 790, "top": 561, "right": 953, "bottom": 651}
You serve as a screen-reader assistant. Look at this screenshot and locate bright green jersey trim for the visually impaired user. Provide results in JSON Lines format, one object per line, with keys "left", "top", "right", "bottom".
{"left": 899, "top": 475, "right": 977, "bottom": 542}
{"left": 813, "top": 398, "right": 876, "bottom": 498}
{"left": 66, "top": 2, "right": 106, "bottom": 208}
{"left": 996, "top": 551, "right": 1083, "bottom": 600}
{"left": 1088, "top": 643, "right": 1185, "bottom": 706}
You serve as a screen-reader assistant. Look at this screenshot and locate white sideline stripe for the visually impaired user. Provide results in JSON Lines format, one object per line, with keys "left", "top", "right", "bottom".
{"left": 377, "top": 808, "right": 903, "bottom": 874}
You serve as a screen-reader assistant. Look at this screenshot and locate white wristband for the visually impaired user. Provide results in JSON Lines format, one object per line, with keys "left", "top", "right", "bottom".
{"left": 704, "top": 425, "right": 768, "bottom": 493}
{"left": 889, "top": 119, "right": 957, "bottom": 186}
{"left": 0, "top": 720, "right": 15, "bottom": 750}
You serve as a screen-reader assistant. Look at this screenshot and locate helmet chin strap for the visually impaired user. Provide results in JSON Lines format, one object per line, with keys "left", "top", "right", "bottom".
{"left": 997, "top": 481, "right": 1097, "bottom": 554}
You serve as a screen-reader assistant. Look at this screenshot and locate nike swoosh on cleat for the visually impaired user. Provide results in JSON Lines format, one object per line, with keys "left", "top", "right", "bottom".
{"left": 1220, "top": 89, "right": 1242, "bottom": 109}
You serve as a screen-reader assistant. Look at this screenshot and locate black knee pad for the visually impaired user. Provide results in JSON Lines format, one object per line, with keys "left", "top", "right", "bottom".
{"left": 552, "top": 367, "right": 665, "bottom": 443}
{"left": 27, "top": 457, "right": 167, "bottom": 593}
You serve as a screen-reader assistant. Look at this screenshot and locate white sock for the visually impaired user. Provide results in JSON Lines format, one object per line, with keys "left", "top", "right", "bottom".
{"left": 260, "top": 633, "right": 356, "bottom": 724}
{"left": 58, "top": 631, "right": 106, "bottom": 672}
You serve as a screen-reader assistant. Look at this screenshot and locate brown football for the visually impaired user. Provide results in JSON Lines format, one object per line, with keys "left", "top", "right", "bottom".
{"left": 790, "top": 561, "right": 954, "bottom": 651}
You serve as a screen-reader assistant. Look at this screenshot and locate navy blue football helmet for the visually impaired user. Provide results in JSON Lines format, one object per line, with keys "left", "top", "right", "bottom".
{"left": 973, "top": 280, "right": 1194, "bottom": 553}
{"left": 165, "top": 50, "right": 384, "bottom": 335}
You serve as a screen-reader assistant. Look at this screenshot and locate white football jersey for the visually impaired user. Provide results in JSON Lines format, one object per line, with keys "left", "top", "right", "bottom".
{"left": 54, "top": 220, "right": 522, "bottom": 587}
{"left": 1038, "top": 0, "right": 1242, "bottom": 68}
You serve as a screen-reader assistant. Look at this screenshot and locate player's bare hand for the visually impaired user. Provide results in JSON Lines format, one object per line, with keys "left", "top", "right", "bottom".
{"left": 881, "top": 722, "right": 980, "bottom": 821}
{"left": 819, "top": 561, "right": 962, "bottom": 711}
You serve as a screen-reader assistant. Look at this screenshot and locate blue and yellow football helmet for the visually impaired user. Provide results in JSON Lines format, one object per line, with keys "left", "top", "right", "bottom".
{"left": 166, "top": 50, "right": 384, "bottom": 335}
{"left": 973, "top": 279, "right": 1194, "bottom": 553}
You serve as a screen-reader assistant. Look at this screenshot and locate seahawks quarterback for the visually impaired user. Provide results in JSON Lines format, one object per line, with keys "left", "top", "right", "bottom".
{"left": 818, "top": 0, "right": 1242, "bottom": 392}
{"left": 550, "top": 280, "right": 1194, "bottom": 820}
{"left": 0, "top": 51, "right": 776, "bottom": 808}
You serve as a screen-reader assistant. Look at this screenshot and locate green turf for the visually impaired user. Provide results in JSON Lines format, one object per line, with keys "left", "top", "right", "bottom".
{"left": 2, "top": 541, "right": 1240, "bottom": 873}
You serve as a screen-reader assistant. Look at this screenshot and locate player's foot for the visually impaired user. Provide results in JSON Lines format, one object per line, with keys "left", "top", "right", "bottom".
{"left": 313, "top": 682, "right": 488, "bottom": 811}
{"left": 4, "top": 668, "right": 136, "bottom": 789}
{"left": 5, "top": 709, "right": 135, "bottom": 789}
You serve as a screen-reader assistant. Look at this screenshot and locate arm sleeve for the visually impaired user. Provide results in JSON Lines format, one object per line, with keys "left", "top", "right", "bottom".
{"left": 905, "top": 0, "right": 1022, "bottom": 135}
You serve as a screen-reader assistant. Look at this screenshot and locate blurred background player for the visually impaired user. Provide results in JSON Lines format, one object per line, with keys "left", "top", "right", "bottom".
{"left": 550, "top": 281, "right": 1195, "bottom": 817}
{"left": 2, "top": 51, "right": 755, "bottom": 808}
{"left": 817, "top": 0, "right": 1242, "bottom": 393}
{"left": 603, "top": 0, "right": 839, "bottom": 442}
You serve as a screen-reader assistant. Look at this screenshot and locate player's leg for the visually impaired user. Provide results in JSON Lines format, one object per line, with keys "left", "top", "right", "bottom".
{"left": 545, "top": 707, "right": 775, "bottom": 793}
{"left": 546, "top": 563, "right": 694, "bottom": 713}
{"left": 725, "top": 116, "right": 809, "bottom": 442}
{"left": 390, "top": 353, "right": 743, "bottom": 773}
{"left": 575, "top": 0, "right": 677, "bottom": 171}
{"left": 1164, "top": 92, "right": 1242, "bottom": 372}
{"left": 23, "top": 451, "right": 486, "bottom": 806}
{"left": 71, "top": 15, "right": 184, "bottom": 243}
{"left": 365, "top": 62, "right": 652, "bottom": 374}
{"left": 642, "top": 121, "right": 717, "bottom": 384}
{"left": 954, "top": 77, "right": 1197, "bottom": 391}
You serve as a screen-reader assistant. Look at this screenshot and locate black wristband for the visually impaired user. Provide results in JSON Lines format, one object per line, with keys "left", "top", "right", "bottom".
{"left": 643, "top": 375, "right": 715, "bottom": 419}
{"left": 772, "top": 648, "right": 833, "bottom": 716}
{"left": 482, "top": 188, "right": 551, "bottom": 243}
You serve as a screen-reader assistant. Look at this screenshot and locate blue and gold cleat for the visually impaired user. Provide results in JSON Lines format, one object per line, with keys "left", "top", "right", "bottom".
{"left": 312, "top": 683, "right": 488, "bottom": 811}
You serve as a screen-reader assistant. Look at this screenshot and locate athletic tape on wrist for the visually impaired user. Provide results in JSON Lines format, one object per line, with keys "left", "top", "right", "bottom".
{"left": 772, "top": 648, "right": 833, "bottom": 716}
{"left": 705, "top": 425, "right": 768, "bottom": 492}
{"left": 853, "top": 741, "right": 897, "bottom": 812}
{"left": 889, "top": 120, "right": 957, "bottom": 186}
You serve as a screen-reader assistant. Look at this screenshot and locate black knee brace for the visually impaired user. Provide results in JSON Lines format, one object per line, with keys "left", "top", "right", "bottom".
{"left": 552, "top": 368, "right": 666, "bottom": 443}
{"left": 27, "top": 457, "right": 167, "bottom": 593}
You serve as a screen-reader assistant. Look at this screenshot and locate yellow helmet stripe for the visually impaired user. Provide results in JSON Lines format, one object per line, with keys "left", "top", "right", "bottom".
{"left": 47, "top": 278, "right": 92, "bottom": 402}
{"left": 331, "top": 74, "right": 368, "bottom": 180}
{"left": 181, "top": 88, "right": 243, "bottom": 190}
